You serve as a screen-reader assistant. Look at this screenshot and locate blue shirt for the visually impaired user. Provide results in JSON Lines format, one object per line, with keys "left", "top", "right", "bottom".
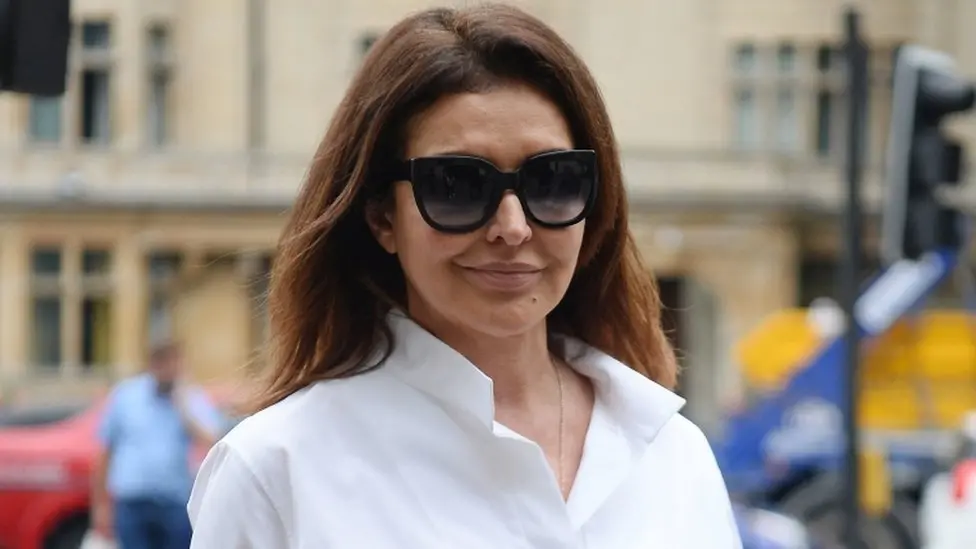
{"left": 98, "top": 374, "right": 224, "bottom": 504}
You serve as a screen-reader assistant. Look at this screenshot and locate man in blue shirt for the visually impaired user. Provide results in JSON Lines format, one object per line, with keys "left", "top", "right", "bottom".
{"left": 91, "top": 340, "right": 224, "bottom": 549}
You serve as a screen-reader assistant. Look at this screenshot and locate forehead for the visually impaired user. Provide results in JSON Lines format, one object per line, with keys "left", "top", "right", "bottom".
{"left": 403, "top": 83, "right": 573, "bottom": 170}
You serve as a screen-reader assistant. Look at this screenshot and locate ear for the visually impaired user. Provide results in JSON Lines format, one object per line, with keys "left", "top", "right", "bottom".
{"left": 365, "top": 199, "right": 397, "bottom": 254}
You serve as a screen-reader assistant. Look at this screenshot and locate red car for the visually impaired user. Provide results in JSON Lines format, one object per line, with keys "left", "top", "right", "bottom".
{"left": 0, "top": 387, "right": 244, "bottom": 549}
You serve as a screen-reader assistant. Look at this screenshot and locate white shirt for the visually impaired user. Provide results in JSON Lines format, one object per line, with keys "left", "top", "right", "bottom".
{"left": 188, "top": 312, "right": 742, "bottom": 548}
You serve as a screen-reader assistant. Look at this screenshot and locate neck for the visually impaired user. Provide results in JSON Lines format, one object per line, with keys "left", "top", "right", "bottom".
{"left": 408, "top": 309, "right": 555, "bottom": 407}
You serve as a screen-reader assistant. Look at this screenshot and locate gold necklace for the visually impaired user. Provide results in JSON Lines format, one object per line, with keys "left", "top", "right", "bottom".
{"left": 554, "top": 358, "right": 566, "bottom": 497}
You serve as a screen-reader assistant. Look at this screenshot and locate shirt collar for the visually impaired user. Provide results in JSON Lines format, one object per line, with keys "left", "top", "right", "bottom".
{"left": 383, "top": 310, "right": 686, "bottom": 443}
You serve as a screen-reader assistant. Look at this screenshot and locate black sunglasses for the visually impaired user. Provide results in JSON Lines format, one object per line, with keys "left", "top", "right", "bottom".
{"left": 383, "top": 149, "right": 598, "bottom": 233}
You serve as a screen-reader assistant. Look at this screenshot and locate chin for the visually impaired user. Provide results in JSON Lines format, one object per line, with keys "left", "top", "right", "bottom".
{"left": 462, "top": 300, "right": 550, "bottom": 339}
{"left": 409, "top": 284, "right": 557, "bottom": 340}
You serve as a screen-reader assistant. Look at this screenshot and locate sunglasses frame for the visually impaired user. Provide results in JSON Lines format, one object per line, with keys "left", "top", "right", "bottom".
{"left": 384, "top": 149, "right": 599, "bottom": 234}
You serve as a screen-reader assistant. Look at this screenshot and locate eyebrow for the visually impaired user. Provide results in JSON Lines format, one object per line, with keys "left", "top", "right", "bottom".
{"left": 421, "top": 147, "right": 570, "bottom": 161}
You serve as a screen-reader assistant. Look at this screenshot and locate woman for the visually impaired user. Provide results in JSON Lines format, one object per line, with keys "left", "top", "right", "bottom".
{"left": 188, "top": 4, "right": 741, "bottom": 548}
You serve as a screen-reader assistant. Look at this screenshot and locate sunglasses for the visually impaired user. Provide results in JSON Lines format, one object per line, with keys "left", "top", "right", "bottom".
{"left": 383, "top": 149, "right": 598, "bottom": 233}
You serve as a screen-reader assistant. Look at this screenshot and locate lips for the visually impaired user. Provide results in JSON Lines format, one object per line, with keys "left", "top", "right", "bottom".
{"left": 460, "top": 263, "right": 543, "bottom": 291}
{"left": 464, "top": 262, "right": 542, "bottom": 274}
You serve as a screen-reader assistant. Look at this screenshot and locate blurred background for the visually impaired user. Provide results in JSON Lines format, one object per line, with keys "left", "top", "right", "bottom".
{"left": 2, "top": 1, "right": 976, "bottom": 548}
{"left": 5, "top": 0, "right": 965, "bottom": 420}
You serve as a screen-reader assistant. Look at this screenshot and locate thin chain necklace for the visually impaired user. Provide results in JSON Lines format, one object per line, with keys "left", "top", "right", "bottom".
{"left": 553, "top": 357, "right": 567, "bottom": 497}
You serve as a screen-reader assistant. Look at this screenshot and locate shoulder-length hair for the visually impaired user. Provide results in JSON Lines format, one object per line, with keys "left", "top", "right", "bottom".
{"left": 255, "top": 3, "right": 676, "bottom": 411}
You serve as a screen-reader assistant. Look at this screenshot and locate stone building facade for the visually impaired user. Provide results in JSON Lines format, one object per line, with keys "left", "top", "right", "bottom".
{"left": 0, "top": 0, "right": 973, "bottom": 427}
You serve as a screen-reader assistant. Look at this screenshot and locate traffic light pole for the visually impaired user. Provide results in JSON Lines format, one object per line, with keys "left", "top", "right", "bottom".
{"left": 841, "top": 8, "right": 869, "bottom": 549}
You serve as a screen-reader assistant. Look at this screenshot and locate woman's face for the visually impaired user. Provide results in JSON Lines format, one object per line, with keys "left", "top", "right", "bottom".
{"left": 369, "top": 83, "right": 585, "bottom": 339}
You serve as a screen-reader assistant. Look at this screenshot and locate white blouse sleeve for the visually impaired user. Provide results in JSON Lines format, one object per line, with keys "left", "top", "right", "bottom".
{"left": 677, "top": 424, "right": 743, "bottom": 547}
{"left": 697, "top": 437, "right": 744, "bottom": 548}
{"left": 188, "top": 442, "right": 289, "bottom": 549}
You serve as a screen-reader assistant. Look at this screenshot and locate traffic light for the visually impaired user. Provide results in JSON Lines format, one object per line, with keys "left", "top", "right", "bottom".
{"left": 881, "top": 45, "right": 976, "bottom": 264}
{"left": 0, "top": 0, "right": 71, "bottom": 96}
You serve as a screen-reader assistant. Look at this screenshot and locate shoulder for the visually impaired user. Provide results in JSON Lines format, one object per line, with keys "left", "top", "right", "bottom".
{"left": 648, "top": 414, "right": 740, "bottom": 541}
{"left": 189, "top": 374, "right": 394, "bottom": 548}
{"left": 117, "top": 374, "right": 149, "bottom": 391}
{"left": 217, "top": 376, "right": 382, "bottom": 477}
{"left": 640, "top": 413, "right": 735, "bottom": 513}
{"left": 190, "top": 378, "right": 379, "bottom": 523}
{"left": 188, "top": 386, "right": 324, "bottom": 531}
{"left": 656, "top": 413, "right": 713, "bottom": 456}
{"left": 108, "top": 375, "right": 149, "bottom": 402}
{"left": 653, "top": 414, "right": 725, "bottom": 486}
{"left": 220, "top": 385, "right": 327, "bottom": 465}
{"left": 188, "top": 430, "right": 290, "bottom": 545}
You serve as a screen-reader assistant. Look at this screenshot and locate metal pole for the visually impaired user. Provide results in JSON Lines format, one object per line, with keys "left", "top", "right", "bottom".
{"left": 841, "top": 8, "right": 869, "bottom": 549}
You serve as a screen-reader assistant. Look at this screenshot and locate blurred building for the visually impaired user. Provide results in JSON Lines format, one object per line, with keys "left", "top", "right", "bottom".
{"left": 0, "top": 0, "right": 973, "bottom": 418}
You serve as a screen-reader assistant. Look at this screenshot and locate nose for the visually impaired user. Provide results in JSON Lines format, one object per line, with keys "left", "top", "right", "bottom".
{"left": 485, "top": 192, "right": 532, "bottom": 245}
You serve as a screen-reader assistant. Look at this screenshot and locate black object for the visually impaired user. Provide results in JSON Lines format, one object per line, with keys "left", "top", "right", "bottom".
{"left": 881, "top": 42, "right": 976, "bottom": 262}
{"left": 0, "top": 0, "right": 71, "bottom": 96}
{"left": 840, "top": 9, "right": 869, "bottom": 549}
{"left": 385, "top": 149, "right": 598, "bottom": 233}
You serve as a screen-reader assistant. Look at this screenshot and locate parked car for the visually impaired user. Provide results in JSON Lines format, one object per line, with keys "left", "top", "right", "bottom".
{"left": 0, "top": 385, "right": 246, "bottom": 549}
{"left": 0, "top": 403, "right": 90, "bottom": 429}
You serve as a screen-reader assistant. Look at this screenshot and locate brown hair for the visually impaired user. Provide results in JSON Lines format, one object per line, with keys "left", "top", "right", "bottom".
{"left": 255, "top": 3, "right": 676, "bottom": 411}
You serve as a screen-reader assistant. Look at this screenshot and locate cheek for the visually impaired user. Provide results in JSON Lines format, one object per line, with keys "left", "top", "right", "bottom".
{"left": 551, "top": 223, "right": 585, "bottom": 272}
{"left": 536, "top": 224, "right": 585, "bottom": 300}
{"left": 391, "top": 190, "right": 467, "bottom": 278}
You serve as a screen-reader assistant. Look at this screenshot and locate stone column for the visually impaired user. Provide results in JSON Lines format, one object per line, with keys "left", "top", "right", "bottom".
{"left": 112, "top": 237, "right": 148, "bottom": 377}
{"left": 0, "top": 95, "right": 24, "bottom": 147}
{"left": 114, "top": 0, "right": 147, "bottom": 150}
{"left": 0, "top": 224, "right": 30, "bottom": 383}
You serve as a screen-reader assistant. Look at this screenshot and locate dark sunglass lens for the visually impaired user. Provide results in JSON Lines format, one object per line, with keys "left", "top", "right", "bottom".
{"left": 414, "top": 162, "right": 493, "bottom": 228}
{"left": 521, "top": 155, "right": 594, "bottom": 224}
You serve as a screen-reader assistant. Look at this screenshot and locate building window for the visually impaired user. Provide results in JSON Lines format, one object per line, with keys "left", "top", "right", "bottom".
{"left": 82, "top": 22, "right": 111, "bottom": 48}
{"left": 734, "top": 44, "right": 757, "bottom": 74}
{"left": 814, "top": 44, "right": 841, "bottom": 158}
{"left": 358, "top": 32, "right": 380, "bottom": 59}
{"left": 811, "top": 43, "right": 896, "bottom": 162}
{"left": 815, "top": 87, "right": 833, "bottom": 156}
{"left": 733, "top": 89, "right": 760, "bottom": 149}
{"left": 731, "top": 43, "right": 761, "bottom": 151}
{"left": 32, "top": 299, "right": 63, "bottom": 368}
{"left": 775, "top": 89, "right": 798, "bottom": 151}
{"left": 773, "top": 44, "right": 799, "bottom": 152}
{"left": 29, "top": 245, "right": 118, "bottom": 372}
{"left": 27, "top": 96, "right": 63, "bottom": 144}
{"left": 32, "top": 247, "right": 62, "bottom": 275}
{"left": 30, "top": 247, "right": 63, "bottom": 369}
{"left": 81, "top": 248, "right": 113, "bottom": 369}
{"left": 147, "top": 251, "right": 183, "bottom": 346}
{"left": 728, "top": 41, "right": 895, "bottom": 159}
{"left": 146, "top": 24, "right": 172, "bottom": 147}
{"left": 776, "top": 44, "right": 796, "bottom": 73}
{"left": 79, "top": 21, "right": 113, "bottom": 145}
